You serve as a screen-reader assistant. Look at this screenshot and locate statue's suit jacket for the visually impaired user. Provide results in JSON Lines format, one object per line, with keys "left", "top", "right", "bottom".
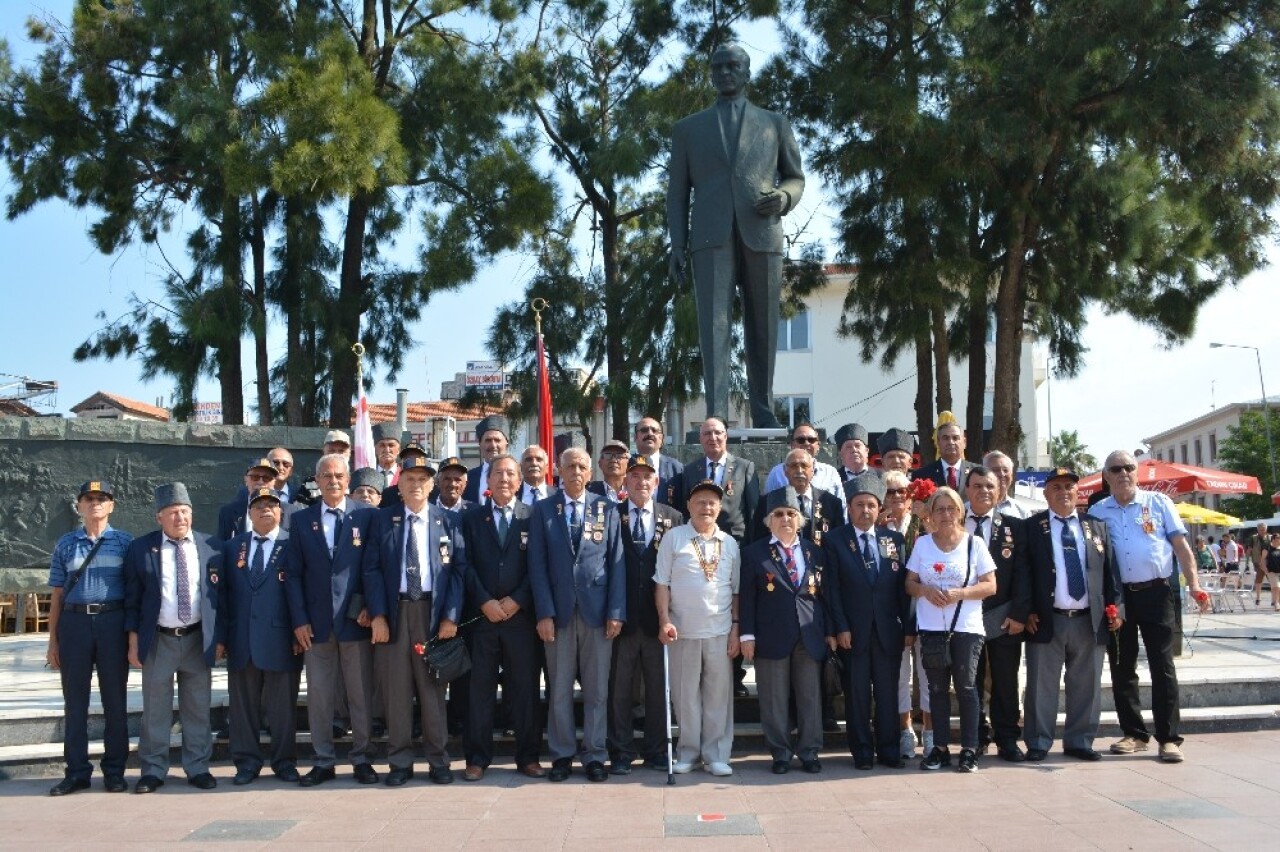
{"left": 667, "top": 98, "right": 806, "bottom": 256}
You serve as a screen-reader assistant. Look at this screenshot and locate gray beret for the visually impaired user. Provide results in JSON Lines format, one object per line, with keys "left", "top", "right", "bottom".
{"left": 476, "top": 415, "right": 510, "bottom": 440}
{"left": 877, "top": 428, "right": 916, "bottom": 456}
{"left": 350, "top": 467, "right": 385, "bottom": 494}
{"left": 833, "top": 423, "right": 869, "bottom": 448}
{"left": 765, "top": 486, "right": 803, "bottom": 514}
{"left": 843, "top": 472, "right": 886, "bottom": 504}
{"left": 155, "top": 482, "right": 192, "bottom": 511}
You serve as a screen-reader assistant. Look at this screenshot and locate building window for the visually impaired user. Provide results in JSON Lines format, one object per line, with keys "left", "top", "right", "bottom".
{"left": 773, "top": 396, "right": 812, "bottom": 428}
{"left": 777, "top": 311, "right": 810, "bottom": 352}
{"left": 1155, "top": 451, "right": 1163, "bottom": 461}
{"left": 1180, "top": 443, "right": 1188, "bottom": 464}
{"left": 1209, "top": 431, "right": 1217, "bottom": 462}
{"left": 1194, "top": 438, "right": 1202, "bottom": 466}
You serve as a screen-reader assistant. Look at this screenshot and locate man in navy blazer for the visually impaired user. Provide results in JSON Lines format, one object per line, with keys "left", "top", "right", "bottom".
{"left": 285, "top": 454, "right": 379, "bottom": 787}
{"left": 740, "top": 487, "right": 830, "bottom": 774}
{"left": 608, "top": 454, "right": 683, "bottom": 775}
{"left": 214, "top": 488, "right": 302, "bottom": 785}
{"left": 364, "top": 456, "right": 465, "bottom": 786}
{"left": 911, "top": 418, "right": 974, "bottom": 491}
{"left": 460, "top": 454, "right": 545, "bottom": 780}
{"left": 1015, "top": 468, "right": 1123, "bottom": 762}
{"left": 529, "top": 447, "right": 626, "bottom": 782}
{"left": 517, "top": 445, "right": 559, "bottom": 505}
{"left": 124, "top": 483, "right": 220, "bottom": 794}
{"left": 216, "top": 457, "right": 299, "bottom": 541}
{"left": 462, "top": 415, "right": 511, "bottom": 505}
{"left": 825, "top": 473, "right": 913, "bottom": 769}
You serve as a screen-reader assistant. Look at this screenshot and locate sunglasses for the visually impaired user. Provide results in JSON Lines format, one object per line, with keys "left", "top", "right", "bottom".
{"left": 1107, "top": 464, "right": 1137, "bottom": 474}
{"left": 793, "top": 436, "right": 820, "bottom": 444}
{"left": 270, "top": 459, "right": 293, "bottom": 468}
{"left": 636, "top": 426, "right": 661, "bottom": 434}
{"left": 884, "top": 488, "right": 907, "bottom": 496}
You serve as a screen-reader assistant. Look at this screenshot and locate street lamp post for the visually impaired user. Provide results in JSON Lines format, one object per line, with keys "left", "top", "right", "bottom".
{"left": 1210, "top": 342, "right": 1277, "bottom": 489}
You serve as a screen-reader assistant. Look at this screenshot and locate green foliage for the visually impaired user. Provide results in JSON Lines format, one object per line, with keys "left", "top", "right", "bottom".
{"left": 1049, "top": 430, "right": 1098, "bottom": 474}
{"left": 1220, "top": 409, "right": 1280, "bottom": 522}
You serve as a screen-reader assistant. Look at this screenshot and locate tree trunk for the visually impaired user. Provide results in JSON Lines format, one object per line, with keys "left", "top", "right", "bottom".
{"left": 991, "top": 219, "right": 1029, "bottom": 455}
{"left": 217, "top": 194, "right": 245, "bottom": 425}
{"left": 965, "top": 282, "right": 988, "bottom": 460}
{"left": 249, "top": 192, "right": 271, "bottom": 425}
{"left": 601, "top": 215, "right": 630, "bottom": 441}
{"left": 931, "top": 304, "right": 952, "bottom": 416}
{"left": 914, "top": 325, "right": 936, "bottom": 465}
{"left": 329, "top": 190, "right": 372, "bottom": 428}
{"left": 282, "top": 196, "right": 307, "bottom": 425}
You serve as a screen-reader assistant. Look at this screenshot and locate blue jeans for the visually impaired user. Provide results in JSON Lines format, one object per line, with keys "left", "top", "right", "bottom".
{"left": 924, "top": 631, "right": 984, "bottom": 750}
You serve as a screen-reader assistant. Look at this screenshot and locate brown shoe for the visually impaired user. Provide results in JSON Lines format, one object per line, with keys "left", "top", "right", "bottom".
{"left": 463, "top": 765, "right": 484, "bottom": 782}
{"left": 519, "top": 762, "right": 546, "bottom": 778}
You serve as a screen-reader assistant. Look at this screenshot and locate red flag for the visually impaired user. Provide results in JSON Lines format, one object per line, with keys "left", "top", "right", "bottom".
{"left": 536, "top": 331, "right": 555, "bottom": 484}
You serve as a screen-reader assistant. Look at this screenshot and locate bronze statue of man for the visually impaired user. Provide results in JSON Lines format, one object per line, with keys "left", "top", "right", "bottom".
{"left": 666, "top": 43, "right": 806, "bottom": 429}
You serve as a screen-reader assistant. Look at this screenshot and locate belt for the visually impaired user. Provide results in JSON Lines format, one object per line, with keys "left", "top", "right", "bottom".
{"left": 1123, "top": 578, "right": 1169, "bottom": 592}
{"left": 1052, "top": 607, "right": 1091, "bottom": 618}
{"left": 398, "top": 592, "right": 433, "bottom": 602}
{"left": 156, "top": 622, "right": 201, "bottom": 637}
{"left": 63, "top": 601, "right": 124, "bottom": 615}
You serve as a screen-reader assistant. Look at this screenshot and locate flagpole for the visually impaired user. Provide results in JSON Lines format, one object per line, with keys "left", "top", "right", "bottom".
{"left": 351, "top": 342, "right": 376, "bottom": 470}
{"left": 531, "top": 298, "right": 556, "bottom": 485}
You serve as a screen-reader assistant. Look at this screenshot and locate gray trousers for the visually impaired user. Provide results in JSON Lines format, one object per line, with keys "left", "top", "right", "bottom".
{"left": 304, "top": 633, "right": 372, "bottom": 767}
{"left": 669, "top": 633, "right": 734, "bottom": 766}
{"left": 139, "top": 631, "right": 212, "bottom": 779}
{"left": 755, "top": 642, "right": 822, "bottom": 762}
{"left": 545, "top": 610, "right": 612, "bottom": 766}
{"left": 228, "top": 662, "right": 298, "bottom": 774}
{"left": 377, "top": 598, "right": 449, "bottom": 770}
{"left": 1025, "top": 612, "right": 1105, "bottom": 752}
{"left": 691, "top": 235, "right": 783, "bottom": 426}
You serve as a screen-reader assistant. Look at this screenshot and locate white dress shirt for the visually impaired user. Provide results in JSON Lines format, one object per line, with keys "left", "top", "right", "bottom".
{"left": 321, "top": 497, "right": 350, "bottom": 554}
{"left": 401, "top": 508, "right": 431, "bottom": 594}
{"left": 158, "top": 535, "right": 201, "bottom": 628}
{"left": 1051, "top": 513, "right": 1089, "bottom": 609}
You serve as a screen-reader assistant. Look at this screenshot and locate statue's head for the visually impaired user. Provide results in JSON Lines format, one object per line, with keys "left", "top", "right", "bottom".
{"left": 710, "top": 43, "right": 751, "bottom": 98}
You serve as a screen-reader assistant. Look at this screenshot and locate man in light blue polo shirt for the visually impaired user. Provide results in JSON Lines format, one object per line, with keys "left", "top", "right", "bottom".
{"left": 1090, "top": 450, "right": 1207, "bottom": 764}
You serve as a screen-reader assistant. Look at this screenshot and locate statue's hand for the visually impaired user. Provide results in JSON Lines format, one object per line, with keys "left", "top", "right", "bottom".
{"left": 668, "top": 253, "right": 687, "bottom": 282}
{"left": 753, "top": 189, "right": 785, "bottom": 217}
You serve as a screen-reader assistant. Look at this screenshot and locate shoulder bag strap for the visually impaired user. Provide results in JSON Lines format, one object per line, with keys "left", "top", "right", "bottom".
{"left": 63, "top": 535, "right": 109, "bottom": 599}
{"left": 944, "top": 536, "right": 974, "bottom": 640}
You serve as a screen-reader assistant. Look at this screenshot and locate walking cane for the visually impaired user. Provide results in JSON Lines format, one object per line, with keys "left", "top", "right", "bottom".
{"left": 663, "top": 642, "right": 676, "bottom": 786}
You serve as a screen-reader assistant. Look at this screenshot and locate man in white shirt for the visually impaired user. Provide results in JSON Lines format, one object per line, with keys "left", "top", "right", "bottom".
{"left": 518, "top": 445, "right": 556, "bottom": 504}
{"left": 656, "top": 480, "right": 741, "bottom": 776}
{"left": 764, "top": 422, "right": 842, "bottom": 494}
{"left": 983, "top": 450, "right": 1032, "bottom": 519}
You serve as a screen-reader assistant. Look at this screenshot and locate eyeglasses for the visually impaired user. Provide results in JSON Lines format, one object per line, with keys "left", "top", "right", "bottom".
{"left": 884, "top": 488, "right": 907, "bottom": 496}
{"left": 270, "top": 459, "right": 293, "bottom": 468}
{"left": 1107, "top": 464, "right": 1137, "bottom": 474}
{"left": 601, "top": 452, "right": 627, "bottom": 460}
{"left": 636, "top": 426, "right": 661, "bottom": 434}
{"left": 793, "top": 435, "right": 820, "bottom": 444}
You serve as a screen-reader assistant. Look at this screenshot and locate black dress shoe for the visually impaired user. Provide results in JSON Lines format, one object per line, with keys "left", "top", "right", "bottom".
{"left": 877, "top": 757, "right": 906, "bottom": 769}
{"left": 1064, "top": 747, "right": 1102, "bottom": 762}
{"left": 997, "top": 745, "right": 1026, "bottom": 762}
{"left": 134, "top": 775, "right": 165, "bottom": 794}
{"left": 49, "top": 777, "right": 90, "bottom": 796}
{"left": 428, "top": 766, "right": 454, "bottom": 785}
{"left": 853, "top": 759, "right": 874, "bottom": 771}
{"left": 771, "top": 760, "right": 790, "bottom": 775}
{"left": 801, "top": 759, "right": 822, "bottom": 774}
{"left": 1025, "top": 748, "right": 1048, "bottom": 762}
{"left": 299, "top": 766, "right": 336, "bottom": 787}
{"left": 371, "top": 720, "right": 387, "bottom": 738}
{"left": 232, "top": 768, "right": 260, "bottom": 786}
{"left": 644, "top": 756, "right": 669, "bottom": 771}
{"left": 353, "top": 764, "right": 379, "bottom": 785}
{"left": 332, "top": 722, "right": 350, "bottom": 739}
{"left": 734, "top": 684, "right": 749, "bottom": 698}
{"left": 386, "top": 767, "right": 414, "bottom": 787}
{"left": 609, "top": 760, "right": 633, "bottom": 776}
{"left": 274, "top": 766, "right": 301, "bottom": 783}
{"left": 187, "top": 772, "right": 217, "bottom": 790}
{"left": 548, "top": 762, "right": 572, "bottom": 782}
{"left": 103, "top": 776, "right": 128, "bottom": 793}
{"left": 586, "top": 761, "right": 608, "bottom": 782}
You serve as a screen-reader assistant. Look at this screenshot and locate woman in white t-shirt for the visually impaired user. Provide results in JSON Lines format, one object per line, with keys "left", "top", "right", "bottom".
{"left": 905, "top": 487, "right": 997, "bottom": 773}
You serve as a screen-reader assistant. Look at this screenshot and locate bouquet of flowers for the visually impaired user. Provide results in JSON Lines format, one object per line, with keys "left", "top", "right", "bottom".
{"left": 906, "top": 478, "right": 936, "bottom": 503}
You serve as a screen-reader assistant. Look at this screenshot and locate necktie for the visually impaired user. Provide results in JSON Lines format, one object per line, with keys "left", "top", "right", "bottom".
{"left": 497, "top": 507, "right": 510, "bottom": 546}
{"left": 568, "top": 501, "right": 582, "bottom": 552}
{"left": 799, "top": 495, "right": 810, "bottom": 519}
{"left": 251, "top": 535, "right": 268, "bottom": 577}
{"left": 327, "top": 507, "right": 344, "bottom": 550}
{"left": 405, "top": 514, "right": 423, "bottom": 601}
{"left": 169, "top": 538, "right": 191, "bottom": 623}
{"left": 861, "top": 532, "right": 877, "bottom": 580}
{"left": 947, "top": 465, "right": 958, "bottom": 490}
{"left": 780, "top": 542, "right": 798, "bottom": 586}
{"left": 632, "top": 508, "right": 645, "bottom": 545}
{"left": 970, "top": 515, "right": 986, "bottom": 543}
{"left": 708, "top": 460, "right": 719, "bottom": 483}
{"left": 1059, "top": 515, "right": 1086, "bottom": 600}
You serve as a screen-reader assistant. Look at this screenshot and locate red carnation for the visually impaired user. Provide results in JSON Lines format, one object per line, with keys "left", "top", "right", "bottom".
{"left": 1105, "top": 604, "right": 1118, "bottom": 620}
{"left": 483, "top": 489, "right": 493, "bottom": 498}
{"left": 1193, "top": 590, "right": 1209, "bottom": 604}
{"left": 413, "top": 642, "right": 427, "bottom": 656}
{"left": 933, "top": 562, "right": 945, "bottom": 574}
{"left": 907, "top": 478, "right": 937, "bottom": 502}
{"left": 617, "top": 489, "right": 628, "bottom": 501}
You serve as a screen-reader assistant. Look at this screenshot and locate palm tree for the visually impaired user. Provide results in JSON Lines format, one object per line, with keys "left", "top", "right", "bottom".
{"left": 1049, "top": 430, "right": 1098, "bottom": 473}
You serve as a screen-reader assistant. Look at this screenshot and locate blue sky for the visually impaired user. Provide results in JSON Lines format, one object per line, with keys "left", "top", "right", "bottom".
{"left": 2, "top": 1, "right": 1278, "bottom": 463}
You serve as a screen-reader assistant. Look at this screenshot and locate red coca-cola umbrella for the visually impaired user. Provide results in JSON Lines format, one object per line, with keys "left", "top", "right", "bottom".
{"left": 1076, "top": 459, "right": 1262, "bottom": 501}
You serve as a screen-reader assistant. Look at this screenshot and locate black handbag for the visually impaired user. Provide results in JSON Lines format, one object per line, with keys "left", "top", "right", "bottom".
{"left": 919, "top": 537, "right": 973, "bottom": 671}
{"left": 424, "top": 635, "right": 471, "bottom": 682}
